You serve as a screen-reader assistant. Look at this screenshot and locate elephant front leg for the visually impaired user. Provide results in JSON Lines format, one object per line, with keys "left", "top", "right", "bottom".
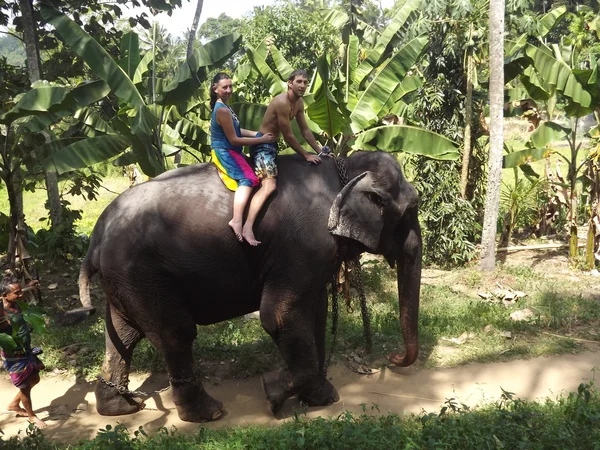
{"left": 145, "top": 327, "right": 224, "bottom": 423}
{"left": 96, "top": 306, "right": 145, "bottom": 416}
{"left": 260, "top": 288, "right": 339, "bottom": 414}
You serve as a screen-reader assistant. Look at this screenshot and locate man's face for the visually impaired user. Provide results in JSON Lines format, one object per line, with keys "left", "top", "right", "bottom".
{"left": 288, "top": 75, "right": 308, "bottom": 98}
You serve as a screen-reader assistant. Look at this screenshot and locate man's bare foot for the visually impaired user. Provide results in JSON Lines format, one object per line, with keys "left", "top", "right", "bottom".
{"left": 28, "top": 416, "right": 47, "bottom": 428}
{"left": 242, "top": 225, "right": 261, "bottom": 246}
{"left": 228, "top": 220, "right": 243, "bottom": 242}
{"left": 8, "top": 405, "right": 27, "bottom": 417}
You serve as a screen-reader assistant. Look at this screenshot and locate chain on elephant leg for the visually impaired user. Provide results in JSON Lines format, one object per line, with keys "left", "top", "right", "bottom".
{"left": 298, "top": 376, "right": 340, "bottom": 408}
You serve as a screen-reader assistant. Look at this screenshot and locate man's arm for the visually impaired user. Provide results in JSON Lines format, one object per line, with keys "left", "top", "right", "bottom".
{"left": 277, "top": 101, "right": 321, "bottom": 164}
{"left": 296, "top": 106, "right": 322, "bottom": 155}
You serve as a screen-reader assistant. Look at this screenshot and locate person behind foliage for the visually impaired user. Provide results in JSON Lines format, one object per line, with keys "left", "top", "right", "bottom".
{"left": 1, "top": 279, "right": 46, "bottom": 428}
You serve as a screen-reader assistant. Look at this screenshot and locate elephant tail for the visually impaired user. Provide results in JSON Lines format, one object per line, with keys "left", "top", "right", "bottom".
{"left": 78, "top": 255, "right": 96, "bottom": 312}
{"left": 53, "top": 256, "right": 96, "bottom": 327}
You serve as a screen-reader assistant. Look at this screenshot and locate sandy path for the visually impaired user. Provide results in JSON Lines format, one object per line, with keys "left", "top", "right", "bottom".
{"left": 2, "top": 348, "right": 600, "bottom": 444}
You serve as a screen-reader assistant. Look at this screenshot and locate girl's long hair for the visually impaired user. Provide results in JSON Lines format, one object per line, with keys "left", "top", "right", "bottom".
{"left": 210, "top": 72, "right": 231, "bottom": 110}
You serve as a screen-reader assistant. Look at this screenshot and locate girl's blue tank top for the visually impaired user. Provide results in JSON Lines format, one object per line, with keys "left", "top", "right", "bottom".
{"left": 210, "top": 103, "right": 242, "bottom": 152}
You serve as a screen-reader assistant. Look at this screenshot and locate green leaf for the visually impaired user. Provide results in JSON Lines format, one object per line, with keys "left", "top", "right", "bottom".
{"left": 0, "top": 333, "right": 17, "bottom": 351}
{"left": 132, "top": 50, "right": 154, "bottom": 85}
{"left": 160, "top": 32, "right": 242, "bottom": 106}
{"left": 74, "top": 107, "right": 115, "bottom": 135}
{"left": 350, "top": 35, "right": 428, "bottom": 133}
{"left": 319, "top": 8, "right": 349, "bottom": 29}
{"left": 306, "top": 55, "right": 347, "bottom": 138}
{"left": 354, "top": 0, "right": 420, "bottom": 86}
{"left": 119, "top": 32, "right": 141, "bottom": 80}
{"left": 40, "top": 4, "right": 145, "bottom": 107}
{"left": 17, "top": 80, "right": 111, "bottom": 133}
{"left": 536, "top": 6, "right": 567, "bottom": 38}
{"left": 528, "top": 121, "right": 570, "bottom": 148}
{"left": 40, "top": 135, "right": 131, "bottom": 174}
{"left": 231, "top": 102, "right": 267, "bottom": 133}
{"left": 353, "top": 125, "right": 459, "bottom": 160}
{"left": 525, "top": 43, "right": 592, "bottom": 108}
{"left": 503, "top": 147, "right": 553, "bottom": 168}
{"left": 24, "top": 314, "right": 47, "bottom": 334}
{"left": 246, "top": 39, "right": 286, "bottom": 96}
{"left": 270, "top": 45, "right": 293, "bottom": 80}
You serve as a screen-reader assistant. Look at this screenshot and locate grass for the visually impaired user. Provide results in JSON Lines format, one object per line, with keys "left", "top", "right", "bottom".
{"left": 34, "top": 253, "right": 600, "bottom": 381}
{"left": 2, "top": 382, "right": 600, "bottom": 449}
{"left": 0, "top": 176, "right": 130, "bottom": 235}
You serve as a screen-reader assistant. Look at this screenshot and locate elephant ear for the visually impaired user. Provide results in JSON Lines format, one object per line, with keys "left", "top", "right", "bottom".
{"left": 328, "top": 171, "right": 391, "bottom": 252}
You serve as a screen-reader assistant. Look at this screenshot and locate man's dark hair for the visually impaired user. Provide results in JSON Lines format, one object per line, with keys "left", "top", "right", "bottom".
{"left": 210, "top": 72, "right": 232, "bottom": 110}
{"left": 288, "top": 69, "right": 308, "bottom": 82}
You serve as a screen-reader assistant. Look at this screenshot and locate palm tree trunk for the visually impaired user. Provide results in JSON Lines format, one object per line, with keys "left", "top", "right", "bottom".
{"left": 186, "top": 0, "right": 204, "bottom": 58}
{"left": 479, "top": 0, "right": 505, "bottom": 271}
{"left": 19, "top": 0, "right": 62, "bottom": 229}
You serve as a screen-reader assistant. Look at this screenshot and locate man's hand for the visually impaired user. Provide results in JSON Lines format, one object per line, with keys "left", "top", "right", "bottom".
{"left": 305, "top": 154, "right": 321, "bottom": 165}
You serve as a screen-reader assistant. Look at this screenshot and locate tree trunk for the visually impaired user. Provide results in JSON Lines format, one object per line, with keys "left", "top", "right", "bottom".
{"left": 186, "top": 0, "right": 204, "bottom": 59}
{"left": 460, "top": 26, "right": 474, "bottom": 199}
{"left": 568, "top": 122, "right": 579, "bottom": 261}
{"left": 479, "top": 0, "right": 505, "bottom": 271}
{"left": 19, "top": 0, "right": 62, "bottom": 228}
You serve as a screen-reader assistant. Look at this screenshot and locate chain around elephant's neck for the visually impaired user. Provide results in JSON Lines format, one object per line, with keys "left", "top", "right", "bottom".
{"left": 332, "top": 155, "right": 349, "bottom": 187}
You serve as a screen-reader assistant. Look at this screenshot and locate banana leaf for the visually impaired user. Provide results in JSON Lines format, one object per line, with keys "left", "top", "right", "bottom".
{"left": 246, "top": 40, "right": 287, "bottom": 96}
{"left": 270, "top": 46, "right": 293, "bottom": 80}
{"left": 350, "top": 35, "right": 428, "bottom": 133}
{"left": 132, "top": 50, "right": 154, "bottom": 84}
{"left": 525, "top": 43, "right": 592, "bottom": 108}
{"left": 354, "top": 0, "right": 420, "bottom": 86}
{"left": 528, "top": 121, "right": 570, "bottom": 149}
{"left": 503, "top": 147, "right": 553, "bottom": 168}
{"left": 353, "top": 125, "right": 459, "bottom": 160}
{"left": 319, "top": 8, "right": 349, "bottom": 29}
{"left": 537, "top": 6, "right": 567, "bottom": 38}
{"left": 119, "top": 32, "right": 141, "bottom": 80}
{"left": 73, "top": 107, "right": 115, "bottom": 135}
{"left": 40, "top": 4, "right": 145, "bottom": 108}
{"left": 306, "top": 55, "right": 347, "bottom": 138}
{"left": 160, "top": 32, "right": 242, "bottom": 106}
{"left": 40, "top": 135, "right": 130, "bottom": 174}
{"left": 230, "top": 102, "right": 267, "bottom": 133}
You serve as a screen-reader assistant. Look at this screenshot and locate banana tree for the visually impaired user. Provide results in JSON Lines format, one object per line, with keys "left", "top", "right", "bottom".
{"left": 239, "top": 22, "right": 459, "bottom": 160}
{"left": 504, "top": 27, "right": 600, "bottom": 261}
{"left": 37, "top": 4, "right": 241, "bottom": 177}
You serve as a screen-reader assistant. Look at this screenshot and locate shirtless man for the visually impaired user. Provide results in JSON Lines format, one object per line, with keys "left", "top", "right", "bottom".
{"left": 242, "top": 69, "right": 325, "bottom": 245}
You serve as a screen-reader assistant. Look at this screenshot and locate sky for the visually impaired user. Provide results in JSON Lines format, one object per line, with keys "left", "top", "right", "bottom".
{"left": 150, "top": 0, "right": 396, "bottom": 38}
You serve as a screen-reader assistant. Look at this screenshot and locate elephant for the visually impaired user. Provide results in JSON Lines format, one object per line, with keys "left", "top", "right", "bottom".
{"left": 77, "top": 150, "right": 422, "bottom": 422}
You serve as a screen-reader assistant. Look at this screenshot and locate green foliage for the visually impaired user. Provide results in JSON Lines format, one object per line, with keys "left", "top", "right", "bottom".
{"left": 0, "top": 33, "right": 25, "bottom": 67}
{"left": 241, "top": 3, "right": 338, "bottom": 74}
{"left": 2, "top": 384, "right": 600, "bottom": 449}
{"left": 405, "top": 158, "right": 481, "bottom": 267}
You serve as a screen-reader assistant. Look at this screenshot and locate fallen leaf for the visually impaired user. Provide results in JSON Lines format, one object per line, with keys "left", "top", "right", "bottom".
{"left": 48, "top": 283, "right": 58, "bottom": 290}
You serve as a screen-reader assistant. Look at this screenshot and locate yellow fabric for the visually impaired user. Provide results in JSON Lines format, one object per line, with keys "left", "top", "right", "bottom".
{"left": 211, "top": 150, "right": 238, "bottom": 191}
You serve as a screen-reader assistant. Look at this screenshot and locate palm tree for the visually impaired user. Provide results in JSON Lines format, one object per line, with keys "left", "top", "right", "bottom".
{"left": 480, "top": 0, "right": 505, "bottom": 271}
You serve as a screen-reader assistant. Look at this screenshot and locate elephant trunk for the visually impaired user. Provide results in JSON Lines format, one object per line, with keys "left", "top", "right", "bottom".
{"left": 388, "top": 216, "right": 422, "bottom": 367}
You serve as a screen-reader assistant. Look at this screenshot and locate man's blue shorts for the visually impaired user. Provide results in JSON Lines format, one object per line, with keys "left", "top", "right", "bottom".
{"left": 251, "top": 134, "right": 279, "bottom": 179}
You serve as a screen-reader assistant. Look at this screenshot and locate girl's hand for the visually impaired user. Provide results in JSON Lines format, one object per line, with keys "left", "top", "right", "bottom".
{"left": 261, "top": 133, "right": 277, "bottom": 143}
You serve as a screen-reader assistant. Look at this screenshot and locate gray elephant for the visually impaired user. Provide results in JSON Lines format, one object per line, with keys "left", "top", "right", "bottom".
{"left": 77, "top": 151, "right": 422, "bottom": 422}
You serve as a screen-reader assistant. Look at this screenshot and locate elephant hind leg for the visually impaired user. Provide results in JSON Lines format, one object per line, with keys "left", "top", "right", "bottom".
{"left": 145, "top": 322, "right": 224, "bottom": 423}
{"left": 96, "top": 304, "right": 145, "bottom": 416}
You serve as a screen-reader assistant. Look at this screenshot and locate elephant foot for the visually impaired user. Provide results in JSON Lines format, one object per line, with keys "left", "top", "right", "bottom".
{"left": 172, "top": 382, "right": 224, "bottom": 422}
{"left": 299, "top": 378, "right": 340, "bottom": 407}
{"left": 95, "top": 382, "right": 145, "bottom": 416}
{"left": 261, "top": 369, "right": 293, "bottom": 415}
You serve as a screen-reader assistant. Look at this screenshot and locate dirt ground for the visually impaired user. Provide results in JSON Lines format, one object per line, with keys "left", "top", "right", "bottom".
{"left": 1, "top": 348, "right": 600, "bottom": 444}
{"left": 2, "top": 247, "right": 600, "bottom": 443}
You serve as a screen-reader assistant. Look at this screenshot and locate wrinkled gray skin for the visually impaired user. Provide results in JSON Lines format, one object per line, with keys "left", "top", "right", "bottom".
{"left": 78, "top": 151, "right": 422, "bottom": 422}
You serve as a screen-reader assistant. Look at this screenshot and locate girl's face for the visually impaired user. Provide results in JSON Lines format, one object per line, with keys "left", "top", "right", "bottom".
{"left": 213, "top": 78, "right": 233, "bottom": 103}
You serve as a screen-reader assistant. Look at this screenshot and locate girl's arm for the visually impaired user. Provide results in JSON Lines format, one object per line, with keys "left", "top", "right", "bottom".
{"left": 216, "top": 108, "right": 275, "bottom": 146}
{"left": 240, "top": 129, "right": 258, "bottom": 137}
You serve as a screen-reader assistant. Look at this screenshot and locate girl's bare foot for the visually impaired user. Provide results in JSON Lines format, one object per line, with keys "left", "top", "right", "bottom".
{"left": 28, "top": 415, "right": 47, "bottom": 428}
{"left": 228, "top": 220, "right": 243, "bottom": 242}
{"left": 242, "top": 225, "right": 261, "bottom": 246}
